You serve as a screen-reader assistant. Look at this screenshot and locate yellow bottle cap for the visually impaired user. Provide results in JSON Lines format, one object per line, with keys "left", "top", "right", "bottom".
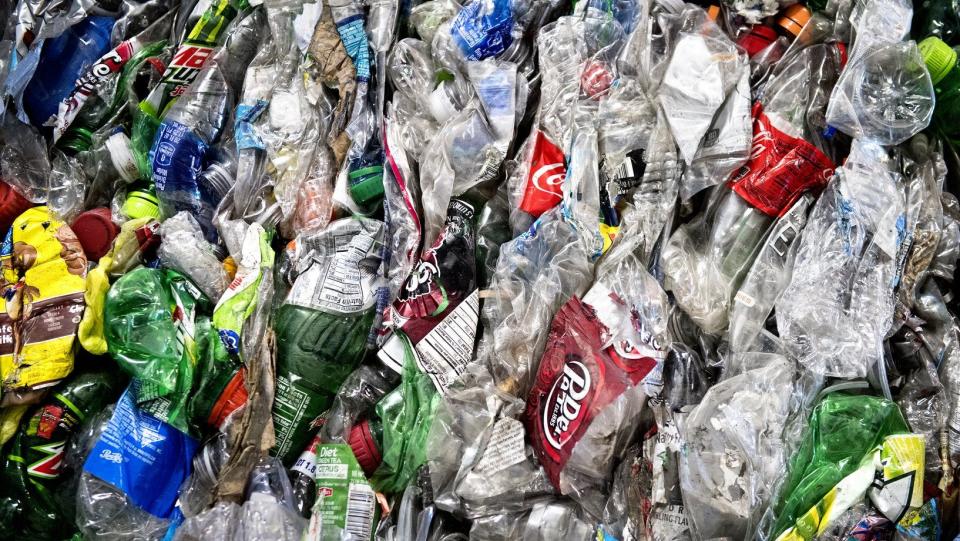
{"left": 122, "top": 190, "right": 161, "bottom": 220}
{"left": 919, "top": 36, "right": 957, "bottom": 85}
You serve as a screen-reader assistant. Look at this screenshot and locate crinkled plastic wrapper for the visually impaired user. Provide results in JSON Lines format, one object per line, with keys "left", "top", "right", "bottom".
{"left": 777, "top": 141, "right": 903, "bottom": 378}
{"left": 679, "top": 354, "right": 795, "bottom": 540}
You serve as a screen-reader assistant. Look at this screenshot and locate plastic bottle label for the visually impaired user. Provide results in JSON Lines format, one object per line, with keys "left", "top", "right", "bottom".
{"left": 305, "top": 444, "right": 377, "bottom": 541}
{"left": 272, "top": 374, "right": 314, "bottom": 460}
{"left": 525, "top": 296, "right": 658, "bottom": 488}
{"left": 519, "top": 131, "right": 566, "bottom": 217}
{"left": 729, "top": 103, "right": 835, "bottom": 217}
{"left": 450, "top": 0, "right": 514, "bottom": 61}
{"left": 83, "top": 383, "right": 198, "bottom": 518}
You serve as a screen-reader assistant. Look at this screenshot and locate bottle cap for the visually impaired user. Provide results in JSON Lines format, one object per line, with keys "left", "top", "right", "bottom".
{"left": 920, "top": 36, "right": 957, "bottom": 85}
{"left": 207, "top": 368, "right": 248, "bottom": 429}
{"left": 0, "top": 181, "right": 34, "bottom": 236}
{"left": 706, "top": 4, "right": 721, "bottom": 20}
{"left": 347, "top": 418, "right": 382, "bottom": 476}
{"left": 123, "top": 189, "right": 161, "bottom": 220}
{"left": 105, "top": 131, "right": 140, "bottom": 183}
{"left": 429, "top": 82, "right": 460, "bottom": 124}
{"left": 776, "top": 4, "right": 811, "bottom": 38}
{"left": 737, "top": 25, "right": 778, "bottom": 57}
{"left": 70, "top": 207, "right": 120, "bottom": 261}
{"left": 348, "top": 165, "right": 385, "bottom": 206}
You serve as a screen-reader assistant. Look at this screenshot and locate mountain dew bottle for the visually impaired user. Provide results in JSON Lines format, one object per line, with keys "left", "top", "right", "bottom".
{"left": 0, "top": 366, "right": 124, "bottom": 538}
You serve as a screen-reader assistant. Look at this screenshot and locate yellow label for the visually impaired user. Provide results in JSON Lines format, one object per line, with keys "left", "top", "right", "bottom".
{"left": 0, "top": 207, "right": 87, "bottom": 392}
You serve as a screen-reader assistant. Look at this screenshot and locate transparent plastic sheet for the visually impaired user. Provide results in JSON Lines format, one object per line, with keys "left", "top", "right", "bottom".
{"left": 663, "top": 188, "right": 770, "bottom": 335}
{"left": 173, "top": 502, "right": 244, "bottom": 541}
{"left": 776, "top": 140, "right": 904, "bottom": 378}
{"left": 231, "top": 27, "right": 280, "bottom": 223}
{"left": 478, "top": 208, "right": 595, "bottom": 397}
{"left": 158, "top": 211, "right": 231, "bottom": 301}
{"left": 758, "top": 41, "right": 848, "bottom": 163}
{"left": 679, "top": 355, "right": 796, "bottom": 540}
{"left": 468, "top": 501, "right": 596, "bottom": 541}
{"left": 535, "top": 16, "right": 585, "bottom": 154}
{"left": 319, "top": 363, "right": 399, "bottom": 444}
{"left": 178, "top": 433, "right": 232, "bottom": 518}
{"left": 600, "top": 444, "right": 643, "bottom": 540}
{"left": 825, "top": 41, "right": 933, "bottom": 146}
{"left": 427, "top": 362, "right": 554, "bottom": 519}
{"left": 680, "top": 68, "right": 751, "bottom": 201}
{"left": 409, "top": 0, "right": 457, "bottom": 46}
{"left": 635, "top": 398, "right": 692, "bottom": 541}
{"left": 596, "top": 76, "right": 656, "bottom": 175}
{"left": 0, "top": 114, "right": 51, "bottom": 202}
{"left": 239, "top": 457, "right": 307, "bottom": 540}
{"left": 891, "top": 325, "right": 947, "bottom": 486}
{"left": 379, "top": 117, "right": 422, "bottom": 325}
{"left": 728, "top": 194, "right": 814, "bottom": 353}
{"left": 262, "top": 49, "right": 322, "bottom": 238}
{"left": 917, "top": 282, "right": 960, "bottom": 467}
{"left": 656, "top": 5, "right": 745, "bottom": 165}
{"left": 418, "top": 104, "right": 500, "bottom": 247}
{"left": 894, "top": 135, "right": 946, "bottom": 321}
{"left": 845, "top": 0, "right": 912, "bottom": 66}
{"left": 46, "top": 148, "right": 87, "bottom": 222}
{"left": 386, "top": 38, "right": 438, "bottom": 161}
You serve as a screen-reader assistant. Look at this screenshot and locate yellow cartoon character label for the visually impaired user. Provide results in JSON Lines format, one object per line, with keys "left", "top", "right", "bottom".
{"left": 0, "top": 207, "right": 87, "bottom": 406}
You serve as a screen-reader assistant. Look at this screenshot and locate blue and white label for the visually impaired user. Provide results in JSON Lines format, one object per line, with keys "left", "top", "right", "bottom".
{"left": 235, "top": 100, "right": 268, "bottom": 151}
{"left": 150, "top": 119, "right": 207, "bottom": 197}
{"left": 83, "top": 382, "right": 199, "bottom": 518}
{"left": 336, "top": 15, "right": 371, "bottom": 82}
{"left": 450, "top": 0, "right": 514, "bottom": 61}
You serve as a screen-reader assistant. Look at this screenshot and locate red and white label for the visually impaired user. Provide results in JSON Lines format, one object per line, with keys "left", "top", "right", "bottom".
{"left": 729, "top": 102, "right": 835, "bottom": 217}
{"left": 519, "top": 131, "right": 566, "bottom": 217}
{"left": 525, "top": 296, "right": 657, "bottom": 488}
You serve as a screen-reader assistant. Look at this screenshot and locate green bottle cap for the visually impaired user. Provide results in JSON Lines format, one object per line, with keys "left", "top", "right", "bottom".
{"left": 122, "top": 189, "right": 161, "bottom": 220}
{"left": 919, "top": 36, "right": 957, "bottom": 85}
{"left": 348, "top": 166, "right": 384, "bottom": 207}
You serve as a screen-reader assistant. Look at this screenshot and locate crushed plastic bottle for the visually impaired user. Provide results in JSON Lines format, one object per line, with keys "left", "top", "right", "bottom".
{"left": 3, "top": 0, "right": 960, "bottom": 540}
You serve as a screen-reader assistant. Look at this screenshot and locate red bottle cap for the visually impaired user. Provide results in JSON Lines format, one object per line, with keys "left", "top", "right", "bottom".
{"left": 208, "top": 368, "right": 249, "bottom": 429}
{"left": 0, "top": 181, "right": 34, "bottom": 237}
{"left": 738, "top": 25, "right": 778, "bottom": 58}
{"left": 71, "top": 207, "right": 119, "bottom": 261}
{"left": 348, "top": 418, "right": 382, "bottom": 476}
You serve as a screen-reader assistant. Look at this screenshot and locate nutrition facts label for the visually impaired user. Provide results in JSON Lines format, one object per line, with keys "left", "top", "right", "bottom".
{"left": 414, "top": 290, "right": 480, "bottom": 394}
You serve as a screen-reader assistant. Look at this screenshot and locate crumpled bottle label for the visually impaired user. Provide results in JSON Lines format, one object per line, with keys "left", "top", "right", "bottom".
{"left": 729, "top": 103, "right": 835, "bottom": 217}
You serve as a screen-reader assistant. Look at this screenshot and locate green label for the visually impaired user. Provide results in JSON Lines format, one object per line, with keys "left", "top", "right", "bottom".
{"left": 272, "top": 374, "right": 311, "bottom": 459}
{"left": 305, "top": 444, "right": 377, "bottom": 541}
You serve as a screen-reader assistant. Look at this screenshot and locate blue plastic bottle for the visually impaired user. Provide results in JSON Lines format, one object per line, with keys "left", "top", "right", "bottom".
{"left": 24, "top": 16, "right": 116, "bottom": 129}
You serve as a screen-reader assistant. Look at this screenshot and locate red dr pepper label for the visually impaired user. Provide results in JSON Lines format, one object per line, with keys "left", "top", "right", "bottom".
{"left": 525, "top": 296, "right": 656, "bottom": 487}
{"left": 519, "top": 131, "right": 566, "bottom": 217}
{"left": 729, "top": 102, "right": 835, "bottom": 217}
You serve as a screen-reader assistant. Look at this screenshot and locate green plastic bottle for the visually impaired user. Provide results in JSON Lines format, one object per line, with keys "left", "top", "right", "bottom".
{"left": 920, "top": 36, "right": 960, "bottom": 143}
{"left": 271, "top": 218, "right": 385, "bottom": 465}
{"left": 0, "top": 367, "right": 124, "bottom": 539}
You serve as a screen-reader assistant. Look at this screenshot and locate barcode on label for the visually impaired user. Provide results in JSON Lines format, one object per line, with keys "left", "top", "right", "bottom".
{"left": 345, "top": 483, "right": 375, "bottom": 539}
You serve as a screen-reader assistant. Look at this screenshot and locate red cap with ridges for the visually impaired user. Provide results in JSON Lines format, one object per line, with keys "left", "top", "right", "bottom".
{"left": 71, "top": 207, "right": 120, "bottom": 261}
{"left": 348, "top": 419, "right": 382, "bottom": 476}
{"left": 0, "top": 181, "right": 35, "bottom": 236}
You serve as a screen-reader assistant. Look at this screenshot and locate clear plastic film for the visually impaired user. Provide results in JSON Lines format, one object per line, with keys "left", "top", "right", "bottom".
{"left": 776, "top": 140, "right": 904, "bottom": 378}
{"left": 158, "top": 211, "right": 230, "bottom": 301}
{"left": 728, "top": 194, "right": 814, "bottom": 353}
{"left": 679, "top": 355, "right": 796, "bottom": 540}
